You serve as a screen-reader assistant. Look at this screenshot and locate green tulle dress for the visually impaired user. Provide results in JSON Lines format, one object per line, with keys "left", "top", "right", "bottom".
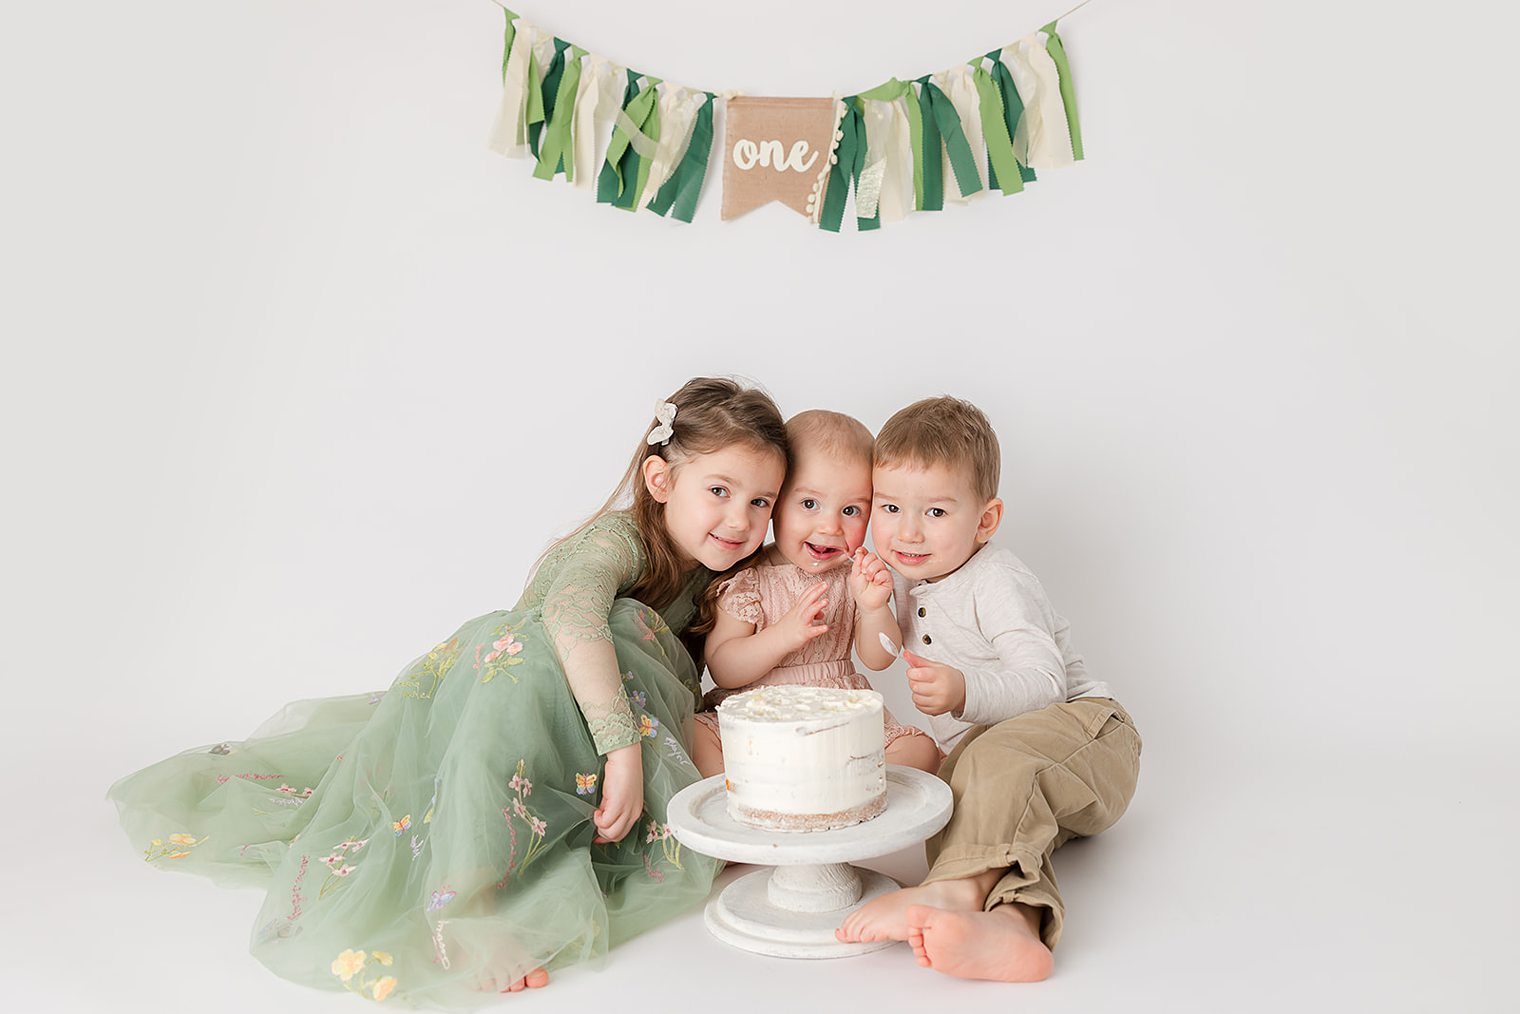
{"left": 108, "top": 513, "right": 719, "bottom": 1009}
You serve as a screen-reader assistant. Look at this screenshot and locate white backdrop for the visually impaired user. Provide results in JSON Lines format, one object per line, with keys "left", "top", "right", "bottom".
{"left": 3, "top": 1, "right": 1517, "bottom": 1011}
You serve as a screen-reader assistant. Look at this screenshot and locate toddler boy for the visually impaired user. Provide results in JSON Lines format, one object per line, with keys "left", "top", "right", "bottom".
{"left": 835, "top": 396, "right": 1141, "bottom": 982}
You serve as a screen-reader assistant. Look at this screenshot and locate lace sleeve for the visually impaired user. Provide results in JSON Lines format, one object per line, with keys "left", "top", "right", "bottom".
{"left": 717, "top": 568, "right": 765, "bottom": 626}
{"left": 531, "top": 514, "right": 646, "bottom": 754}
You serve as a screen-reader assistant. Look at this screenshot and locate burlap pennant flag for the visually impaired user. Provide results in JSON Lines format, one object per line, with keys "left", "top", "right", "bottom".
{"left": 720, "top": 97, "right": 840, "bottom": 221}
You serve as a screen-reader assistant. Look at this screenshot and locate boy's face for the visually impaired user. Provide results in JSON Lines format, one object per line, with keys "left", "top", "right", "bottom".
{"left": 771, "top": 445, "right": 872, "bottom": 571}
{"left": 869, "top": 460, "right": 1001, "bottom": 582}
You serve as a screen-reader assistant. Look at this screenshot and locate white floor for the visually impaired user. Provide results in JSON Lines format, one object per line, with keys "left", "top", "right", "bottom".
{"left": 19, "top": 703, "right": 1514, "bottom": 1013}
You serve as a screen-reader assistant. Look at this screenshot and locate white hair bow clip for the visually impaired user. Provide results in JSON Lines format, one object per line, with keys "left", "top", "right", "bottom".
{"left": 646, "top": 401, "right": 678, "bottom": 446}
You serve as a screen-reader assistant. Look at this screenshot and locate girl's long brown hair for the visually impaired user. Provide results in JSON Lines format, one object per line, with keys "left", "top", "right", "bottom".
{"left": 533, "top": 377, "right": 789, "bottom": 638}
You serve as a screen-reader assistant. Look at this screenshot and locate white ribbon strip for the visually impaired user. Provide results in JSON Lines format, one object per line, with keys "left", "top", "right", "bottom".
{"left": 531, "top": 32, "right": 557, "bottom": 78}
{"left": 487, "top": 20, "right": 539, "bottom": 158}
{"left": 639, "top": 88, "right": 706, "bottom": 210}
{"left": 859, "top": 96, "right": 913, "bottom": 222}
{"left": 1003, "top": 34, "right": 1074, "bottom": 170}
{"left": 572, "top": 55, "right": 624, "bottom": 189}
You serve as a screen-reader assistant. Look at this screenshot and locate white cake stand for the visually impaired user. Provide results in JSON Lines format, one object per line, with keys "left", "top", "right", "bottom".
{"left": 666, "top": 766, "right": 953, "bottom": 959}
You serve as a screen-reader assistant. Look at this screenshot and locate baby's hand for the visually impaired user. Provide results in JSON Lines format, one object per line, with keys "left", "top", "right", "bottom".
{"left": 848, "top": 548, "right": 893, "bottom": 611}
{"left": 775, "top": 579, "right": 831, "bottom": 652}
{"left": 903, "top": 649, "right": 966, "bottom": 717}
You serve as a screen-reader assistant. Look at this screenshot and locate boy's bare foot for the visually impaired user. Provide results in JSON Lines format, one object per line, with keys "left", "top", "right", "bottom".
{"left": 835, "top": 875, "right": 991, "bottom": 943}
{"left": 905, "top": 903, "right": 1053, "bottom": 982}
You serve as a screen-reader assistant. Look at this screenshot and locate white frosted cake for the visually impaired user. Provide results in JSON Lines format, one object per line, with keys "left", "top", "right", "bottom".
{"left": 716, "top": 685, "right": 888, "bottom": 832}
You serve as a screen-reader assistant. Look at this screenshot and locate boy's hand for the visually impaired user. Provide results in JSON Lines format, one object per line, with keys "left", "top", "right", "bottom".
{"left": 903, "top": 649, "right": 966, "bottom": 717}
{"left": 776, "top": 580, "right": 831, "bottom": 652}
{"left": 848, "top": 548, "right": 893, "bottom": 611}
{"left": 593, "top": 743, "right": 644, "bottom": 844}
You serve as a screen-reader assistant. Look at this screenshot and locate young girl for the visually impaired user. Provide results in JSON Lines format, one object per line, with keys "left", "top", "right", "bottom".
{"left": 691, "top": 410, "right": 942, "bottom": 777}
{"left": 108, "top": 378, "right": 789, "bottom": 1007}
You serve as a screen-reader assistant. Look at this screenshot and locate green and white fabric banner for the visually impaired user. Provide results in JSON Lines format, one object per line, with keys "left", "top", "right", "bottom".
{"left": 486, "top": 3, "right": 1086, "bottom": 232}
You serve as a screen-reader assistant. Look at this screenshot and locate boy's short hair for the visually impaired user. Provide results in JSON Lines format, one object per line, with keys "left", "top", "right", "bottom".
{"left": 786, "top": 409, "right": 874, "bottom": 470}
{"left": 874, "top": 396, "right": 1000, "bottom": 503}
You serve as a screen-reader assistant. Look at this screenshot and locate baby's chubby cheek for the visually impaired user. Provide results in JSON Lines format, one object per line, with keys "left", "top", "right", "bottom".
{"left": 845, "top": 522, "right": 868, "bottom": 553}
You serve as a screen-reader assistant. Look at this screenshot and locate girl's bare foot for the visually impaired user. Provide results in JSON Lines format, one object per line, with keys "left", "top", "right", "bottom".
{"left": 500, "top": 967, "right": 550, "bottom": 992}
{"left": 476, "top": 964, "right": 549, "bottom": 992}
{"left": 835, "top": 872, "right": 995, "bottom": 943}
{"left": 905, "top": 903, "right": 1053, "bottom": 982}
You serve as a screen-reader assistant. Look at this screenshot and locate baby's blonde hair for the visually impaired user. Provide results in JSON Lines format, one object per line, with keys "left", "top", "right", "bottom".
{"left": 785, "top": 409, "right": 874, "bottom": 472}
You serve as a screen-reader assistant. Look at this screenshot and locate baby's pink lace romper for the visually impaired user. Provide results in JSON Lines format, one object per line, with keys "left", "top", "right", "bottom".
{"left": 693, "top": 560, "right": 930, "bottom": 747}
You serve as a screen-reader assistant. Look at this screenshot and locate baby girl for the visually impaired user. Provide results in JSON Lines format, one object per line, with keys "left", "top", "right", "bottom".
{"left": 691, "top": 410, "right": 942, "bottom": 777}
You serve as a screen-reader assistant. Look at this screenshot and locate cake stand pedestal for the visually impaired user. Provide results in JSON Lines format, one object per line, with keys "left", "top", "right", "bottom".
{"left": 666, "top": 766, "right": 952, "bottom": 959}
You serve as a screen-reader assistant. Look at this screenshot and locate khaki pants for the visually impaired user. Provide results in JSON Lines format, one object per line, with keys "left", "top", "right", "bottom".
{"left": 923, "top": 696, "right": 1141, "bottom": 949}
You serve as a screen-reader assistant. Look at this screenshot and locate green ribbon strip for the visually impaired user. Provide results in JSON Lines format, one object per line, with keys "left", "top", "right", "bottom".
{"left": 903, "top": 84, "right": 925, "bottom": 210}
{"left": 522, "top": 47, "right": 545, "bottom": 154}
{"left": 528, "top": 38, "right": 570, "bottom": 160}
{"left": 597, "top": 71, "right": 663, "bottom": 211}
{"left": 914, "top": 79, "right": 944, "bottom": 210}
{"left": 534, "top": 44, "right": 586, "bottom": 181}
{"left": 819, "top": 99, "right": 874, "bottom": 233}
{"left": 500, "top": 8, "right": 517, "bottom": 84}
{"left": 647, "top": 92, "right": 716, "bottom": 223}
{"left": 917, "top": 76, "right": 982, "bottom": 204}
{"left": 987, "top": 51, "right": 1037, "bottom": 187}
{"left": 969, "top": 59, "right": 1021, "bottom": 196}
{"left": 1041, "top": 22, "right": 1084, "bottom": 161}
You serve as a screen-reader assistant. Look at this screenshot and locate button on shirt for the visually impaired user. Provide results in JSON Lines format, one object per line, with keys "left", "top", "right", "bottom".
{"left": 893, "top": 543, "right": 1111, "bottom": 754}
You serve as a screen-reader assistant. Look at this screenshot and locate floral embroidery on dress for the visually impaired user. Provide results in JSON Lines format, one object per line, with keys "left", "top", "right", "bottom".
{"left": 475, "top": 623, "right": 527, "bottom": 684}
{"left": 331, "top": 949, "right": 397, "bottom": 1002}
{"left": 144, "top": 832, "right": 207, "bottom": 862}
{"left": 430, "top": 920, "right": 452, "bottom": 970}
{"left": 287, "top": 852, "right": 310, "bottom": 921}
{"left": 641, "top": 820, "right": 684, "bottom": 881}
{"left": 496, "top": 759, "right": 550, "bottom": 888}
{"left": 396, "top": 637, "right": 461, "bottom": 700}
{"left": 634, "top": 609, "right": 670, "bottom": 642}
{"left": 208, "top": 742, "right": 233, "bottom": 755}
{"left": 317, "top": 838, "right": 366, "bottom": 899}
{"left": 629, "top": 689, "right": 648, "bottom": 709}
